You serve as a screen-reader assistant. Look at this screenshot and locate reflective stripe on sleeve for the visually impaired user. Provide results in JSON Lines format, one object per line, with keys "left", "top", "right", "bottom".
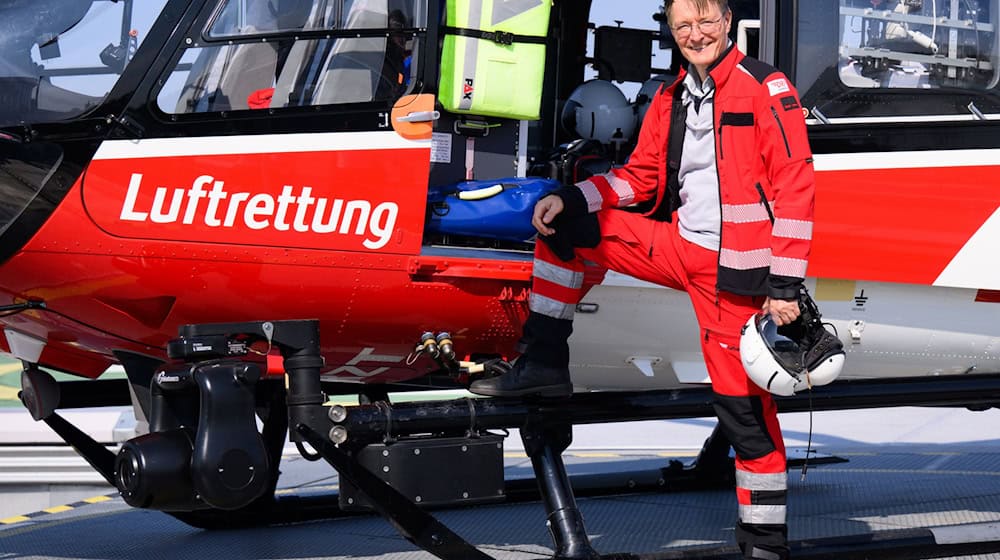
{"left": 770, "top": 256, "right": 808, "bottom": 278}
{"left": 607, "top": 174, "right": 636, "bottom": 207}
{"left": 576, "top": 180, "right": 604, "bottom": 213}
{"left": 529, "top": 293, "right": 576, "bottom": 320}
{"left": 772, "top": 218, "right": 813, "bottom": 240}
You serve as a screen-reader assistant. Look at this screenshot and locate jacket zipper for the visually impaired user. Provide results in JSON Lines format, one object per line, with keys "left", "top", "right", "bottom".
{"left": 754, "top": 182, "right": 775, "bottom": 224}
{"left": 713, "top": 107, "right": 722, "bottom": 312}
{"left": 770, "top": 106, "right": 792, "bottom": 158}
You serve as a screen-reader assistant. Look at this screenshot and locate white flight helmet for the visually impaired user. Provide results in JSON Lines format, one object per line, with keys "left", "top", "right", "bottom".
{"left": 740, "top": 301, "right": 846, "bottom": 396}
{"left": 561, "top": 80, "right": 637, "bottom": 145}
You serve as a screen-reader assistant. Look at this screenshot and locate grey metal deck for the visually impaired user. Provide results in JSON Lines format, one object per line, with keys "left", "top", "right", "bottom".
{"left": 4, "top": 407, "right": 1000, "bottom": 559}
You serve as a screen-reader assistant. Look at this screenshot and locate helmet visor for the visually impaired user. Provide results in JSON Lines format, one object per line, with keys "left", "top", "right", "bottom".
{"left": 756, "top": 314, "right": 806, "bottom": 373}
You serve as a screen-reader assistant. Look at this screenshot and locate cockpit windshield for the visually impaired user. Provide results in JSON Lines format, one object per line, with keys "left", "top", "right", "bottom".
{"left": 0, "top": 0, "right": 167, "bottom": 128}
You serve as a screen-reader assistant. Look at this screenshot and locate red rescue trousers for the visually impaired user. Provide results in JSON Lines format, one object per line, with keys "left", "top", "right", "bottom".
{"left": 529, "top": 208, "right": 788, "bottom": 541}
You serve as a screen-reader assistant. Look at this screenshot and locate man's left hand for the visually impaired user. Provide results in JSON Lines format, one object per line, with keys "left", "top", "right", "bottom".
{"left": 763, "top": 297, "right": 800, "bottom": 326}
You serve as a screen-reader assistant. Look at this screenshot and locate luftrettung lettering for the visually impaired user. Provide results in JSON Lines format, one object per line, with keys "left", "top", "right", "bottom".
{"left": 119, "top": 173, "right": 398, "bottom": 249}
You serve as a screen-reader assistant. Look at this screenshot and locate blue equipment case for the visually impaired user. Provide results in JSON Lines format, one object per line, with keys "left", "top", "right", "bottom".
{"left": 426, "top": 178, "right": 560, "bottom": 242}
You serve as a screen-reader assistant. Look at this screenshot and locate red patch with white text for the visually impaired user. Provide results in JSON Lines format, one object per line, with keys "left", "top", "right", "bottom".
{"left": 780, "top": 95, "right": 800, "bottom": 111}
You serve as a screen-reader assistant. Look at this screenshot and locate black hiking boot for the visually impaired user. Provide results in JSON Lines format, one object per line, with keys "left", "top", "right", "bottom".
{"left": 468, "top": 312, "right": 573, "bottom": 398}
{"left": 468, "top": 358, "right": 572, "bottom": 398}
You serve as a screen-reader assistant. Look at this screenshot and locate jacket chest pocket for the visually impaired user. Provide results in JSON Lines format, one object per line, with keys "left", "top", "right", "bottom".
{"left": 717, "top": 111, "right": 755, "bottom": 161}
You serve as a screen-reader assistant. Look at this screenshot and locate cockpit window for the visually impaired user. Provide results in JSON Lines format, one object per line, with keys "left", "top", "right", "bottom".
{"left": 796, "top": 0, "right": 999, "bottom": 121}
{"left": 839, "top": 0, "right": 996, "bottom": 89}
{"left": 156, "top": 0, "right": 424, "bottom": 113}
{"left": 0, "top": 0, "right": 168, "bottom": 128}
{"left": 208, "top": 0, "right": 411, "bottom": 36}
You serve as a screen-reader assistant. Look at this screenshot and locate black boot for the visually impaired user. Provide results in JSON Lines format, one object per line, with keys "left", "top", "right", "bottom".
{"left": 736, "top": 522, "right": 789, "bottom": 560}
{"left": 469, "top": 313, "right": 573, "bottom": 398}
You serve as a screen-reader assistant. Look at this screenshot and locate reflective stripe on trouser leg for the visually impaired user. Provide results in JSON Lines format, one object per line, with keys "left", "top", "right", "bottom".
{"left": 736, "top": 470, "right": 787, "bottom": 525}
{"left": 529, "top": 237, "right": 585, "bottom": 320}
{"left": 714, "top": 392, "right": 787, "bottom": 526}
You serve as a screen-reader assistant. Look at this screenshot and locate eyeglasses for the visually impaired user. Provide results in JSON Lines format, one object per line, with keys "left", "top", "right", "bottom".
{"left": 670, "top": 17, "right": 725, "bottom": 38}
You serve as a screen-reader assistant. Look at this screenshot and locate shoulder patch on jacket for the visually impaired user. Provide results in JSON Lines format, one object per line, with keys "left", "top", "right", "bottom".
{"left": 736, "top": 56, "right": 777, "bottom": 84}
{"left": 766, "top": 78, "right": 791, "bottom": 96}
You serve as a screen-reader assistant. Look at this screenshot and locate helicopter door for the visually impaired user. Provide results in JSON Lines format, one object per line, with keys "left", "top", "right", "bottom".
{"left": 81, "top": 0, "right": 432, "bottom": 256}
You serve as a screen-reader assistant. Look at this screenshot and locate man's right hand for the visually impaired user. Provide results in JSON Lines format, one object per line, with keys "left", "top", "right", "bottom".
{"left": 532, "top": 195, "right": 564, "bottom": 236}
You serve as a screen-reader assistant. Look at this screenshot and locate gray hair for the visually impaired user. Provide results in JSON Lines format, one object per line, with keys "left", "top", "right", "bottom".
{"left": 664, "top": 0, "right": 730, "bottom": 23}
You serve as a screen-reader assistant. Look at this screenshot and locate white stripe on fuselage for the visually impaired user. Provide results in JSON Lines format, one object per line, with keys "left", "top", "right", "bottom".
{"left": 94, "top": 131, "right": 430, "bottom": 160}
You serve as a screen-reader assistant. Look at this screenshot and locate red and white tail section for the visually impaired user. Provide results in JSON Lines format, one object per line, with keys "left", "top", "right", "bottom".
{"left": 810, "top": 149, "right": 1000, "bottom": 290}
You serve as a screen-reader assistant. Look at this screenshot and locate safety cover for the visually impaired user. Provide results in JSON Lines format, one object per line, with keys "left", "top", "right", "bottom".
{"left": 438, "top": 0, "right": 551, "bottom": 119}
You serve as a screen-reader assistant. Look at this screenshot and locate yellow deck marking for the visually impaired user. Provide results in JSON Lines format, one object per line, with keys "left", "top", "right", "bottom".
{"left": 83, "top": 495, "right": 112, "bottom": 504}
{"left": 0, "top": 495, "right": 117, "bottom": 527}
{"left": 43, "top": 505, "right": 73, "bottom": 514}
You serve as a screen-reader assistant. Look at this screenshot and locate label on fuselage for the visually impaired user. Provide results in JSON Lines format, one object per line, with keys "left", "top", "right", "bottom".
{"left": 83, "top": 132, "right": 431, "bottom": 253}
{"left": 118, "top": 173, "right": 399, "bottom": 249}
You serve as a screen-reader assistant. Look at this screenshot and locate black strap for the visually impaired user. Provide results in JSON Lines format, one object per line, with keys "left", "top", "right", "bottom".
{"left": 649, "top": 84, "right": 687, "bottom": 221}
{"left": 443, "top": 25, "right": 546, "bottom": 46}
{"left": 665, "top": 84, "right": 687, "bottom": 185}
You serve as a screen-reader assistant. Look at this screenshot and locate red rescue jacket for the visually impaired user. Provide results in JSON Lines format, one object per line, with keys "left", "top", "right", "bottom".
{"left": 562, "top": 45, "right": 816, "bottom": 299}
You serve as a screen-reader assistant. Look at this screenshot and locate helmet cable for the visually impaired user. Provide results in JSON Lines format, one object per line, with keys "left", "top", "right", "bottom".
{"left": 801, "top": 384, "right": 814, "bottom": 482}
{"left": 802, "top": 319, "right": 840, "bottom": 482}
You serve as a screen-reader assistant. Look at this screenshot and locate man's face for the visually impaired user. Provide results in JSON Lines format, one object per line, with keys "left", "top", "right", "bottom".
{"left": 668, "top": 0, "right": 732, "bottom": 78}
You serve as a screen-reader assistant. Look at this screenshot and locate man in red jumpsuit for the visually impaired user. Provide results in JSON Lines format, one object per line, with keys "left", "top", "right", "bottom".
{"left": 470, "top": 0, "right": 814, "bottom": 557}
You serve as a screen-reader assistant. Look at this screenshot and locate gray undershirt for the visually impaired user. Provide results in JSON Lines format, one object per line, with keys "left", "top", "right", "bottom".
{"left": 676, "top": 71, "right": 722, "bottom": 252}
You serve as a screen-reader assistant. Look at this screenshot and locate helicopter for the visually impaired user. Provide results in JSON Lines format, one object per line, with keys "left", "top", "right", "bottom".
{"left": 1, "top": 0, "right": 998, "bottom": 558}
